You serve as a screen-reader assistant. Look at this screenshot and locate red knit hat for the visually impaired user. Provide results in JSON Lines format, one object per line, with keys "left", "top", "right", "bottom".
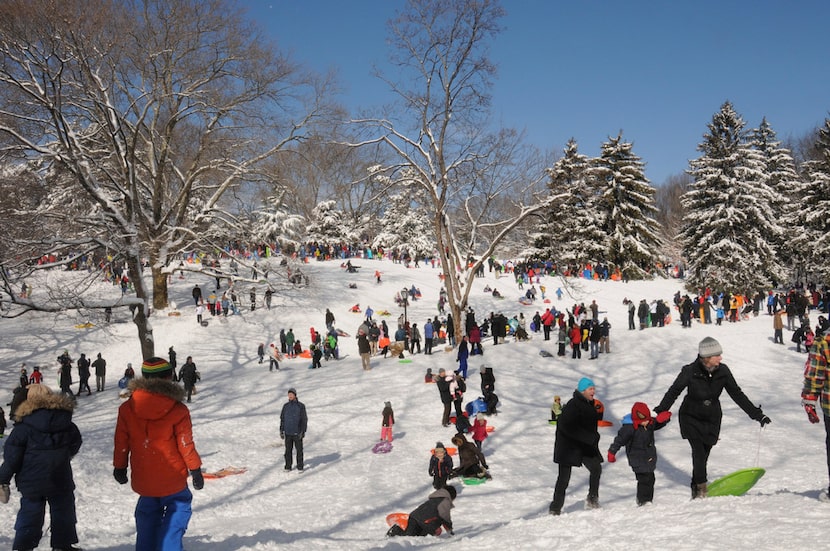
{"left": 631, "top": 402, "right": 651, "bottom": 429}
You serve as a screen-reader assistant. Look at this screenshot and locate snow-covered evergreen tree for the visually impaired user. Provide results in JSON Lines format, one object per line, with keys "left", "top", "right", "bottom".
{"left": 680, "top": 101, "right": 784, "bottom": 292}
{"left": 252, "top": 190, "right": 306, "bottom": 249}
{"left": 533, "top": 139, "right": 607, "bottom": 265}
{"left": 793, "top": 117, "right": 830, "bottom": 283}
{"left": 589, "top": 133, "right": 663, "bottom": 279}
{"left": 747, "top": 118, "right": 802, "bottom": 279}
{"left": 306, "top": 200, "right": 361, "bottom": 244}
{"left": 372, "top": 193, "right": 436, "bottom": 258}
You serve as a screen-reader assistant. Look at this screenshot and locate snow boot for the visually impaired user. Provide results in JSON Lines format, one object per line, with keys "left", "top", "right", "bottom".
{"left": 585, "top": 495, "right": 600, "bottom": 510}
{"left": 691, "top": 482, "right": 708, "bottom": 499}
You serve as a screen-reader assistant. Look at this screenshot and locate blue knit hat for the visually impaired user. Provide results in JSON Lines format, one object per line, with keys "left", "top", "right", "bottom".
{"left": 577, "top": 377, "right": 595, "bottom": 392}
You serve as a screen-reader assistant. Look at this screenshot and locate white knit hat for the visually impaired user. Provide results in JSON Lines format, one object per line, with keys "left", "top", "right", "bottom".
{"left": 698, "top": 336, "right": 723, "bottom": 358}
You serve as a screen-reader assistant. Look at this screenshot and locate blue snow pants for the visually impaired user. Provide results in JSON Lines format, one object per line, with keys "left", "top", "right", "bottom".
{"left": 135, "top": 487, "right": 193, "bottom": 551}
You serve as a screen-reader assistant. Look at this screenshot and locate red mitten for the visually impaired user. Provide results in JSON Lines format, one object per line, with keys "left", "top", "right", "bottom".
{"left": 655, "top": 411, "right": 672, "bottom": 424}
{"left": 804, "top": 403, "right": 820, "bottom": 424}
{"left": 803, "top": 395, "right": 820, "bottom": 424}
{"left": 607, "top": 451, "right": 616, "bottom": 463}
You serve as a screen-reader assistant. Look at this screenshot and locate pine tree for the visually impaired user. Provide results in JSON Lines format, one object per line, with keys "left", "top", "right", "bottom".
{"left": 793, "top": 117, "right": 830, "bottom": 283}
{"left": 252, "top": 191, "right": 306, "bottom": 249}
{"left": 680, "top": 101, "right": 784, "bottom": 293}
{"left": 306, "top": 200, "right": 360, "bottom": 244}
{"left": 589, "top": 133, "right": 663, "bottom": 279}
{"left": 534, "top": 139, "right": 607, "bottom": 266}
{"left": 372, "top": 193, "right": 436, "bottom": 258}
{"left": 747, "top": 118, "right": 802, "bottom": 280}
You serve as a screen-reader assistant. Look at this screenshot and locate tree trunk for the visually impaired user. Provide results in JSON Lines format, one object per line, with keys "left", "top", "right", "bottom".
{"left": 152, "top": 265, "right": 169, "bottom": 311}
{"left": 127, "top": 256, "right": 155, "bottom": 360}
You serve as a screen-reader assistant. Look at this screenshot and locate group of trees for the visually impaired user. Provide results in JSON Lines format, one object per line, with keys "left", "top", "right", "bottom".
{"left": 529, "top": 135, "right": 663, "bottom": 280}
{"left": 1, "top": 0, "right": 828, "bottom": 357}
{"left": 680, "top": 102, "right": 830, "bottom": 292}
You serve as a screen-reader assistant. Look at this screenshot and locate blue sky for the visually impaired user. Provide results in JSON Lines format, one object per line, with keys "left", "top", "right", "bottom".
{"left": 243, "top": 0, "right": 829, "bottom": 185}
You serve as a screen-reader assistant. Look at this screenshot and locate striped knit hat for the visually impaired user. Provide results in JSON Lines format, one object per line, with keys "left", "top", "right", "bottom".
{"left": 141, "top": 356, "right": 173, "bottom": 377}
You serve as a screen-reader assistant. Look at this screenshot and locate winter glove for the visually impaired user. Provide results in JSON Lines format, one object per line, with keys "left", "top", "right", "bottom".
{"left": 803, "top": 395, "right": 820, "bottom": 422}
{"left": 758, "top": 415, "right": 771, "bottom": 427}
{"left": 0, "top": 484, "right": 9, "bottom": 504}
{"left": 655, "top": 411, "right": 672, "bottom": 424}
{"left": 280, "top": 431, "right": 285, "bottom": 440}
{"left": 190, "top": 469, "right": 204, "bottom": 490}
{"left": 802, "top": 396, "right": 820, "bottom": 424}
{"left": 607, "top": 452, "right": 616, "bottom": 463}
{"left": 300, "top": 433, "right": 305, "bottom": 440}
{"left": 113, "top": 467, "right": 128, "bottom": 485}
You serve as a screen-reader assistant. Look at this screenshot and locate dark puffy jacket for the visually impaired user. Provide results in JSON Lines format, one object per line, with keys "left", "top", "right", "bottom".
{"left": 408, "top": 488, "right": 453, "bottom": 534}
{"left": 655, "top": 359, "right": 763, "bottom": 445}
{"left": 280, "top": 399, "right": 308, "bottom": 436}
{"left": 608, "top": 414, "right": 668, "bottom": 474}
{"left": 0, "top": 391, "right": 82, "bottom": 496}
{"left": 553, "top": 390, "right": 601, "bottom": 466}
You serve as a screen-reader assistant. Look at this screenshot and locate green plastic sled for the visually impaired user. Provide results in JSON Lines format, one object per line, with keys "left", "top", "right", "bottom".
{"left": 707, "top": 467, "right": 765, "bottom": 497}
{"left": 461, "top": 476, "right": 488, "bottom": 486}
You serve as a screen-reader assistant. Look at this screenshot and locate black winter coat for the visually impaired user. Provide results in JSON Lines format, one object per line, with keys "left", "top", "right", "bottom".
{"left": 408, "top": 488, "right": 453, "bottom": 534}
{"left": 178, "top": 361, "right": 198, "bottom": 389}
{"left": 553, "top": 390, "right": 601, "bottom": 466}
{"left": 436, "top": 377, "right": 453, "bottom": 404}
{"left": 654, "top": 358, "right": 763, "bottom": 446}
{"left": 0, "top": 392, "right": 82, "bottom": 496}
{"left": 608, "top": 418, "right": 668, "bottom": 474}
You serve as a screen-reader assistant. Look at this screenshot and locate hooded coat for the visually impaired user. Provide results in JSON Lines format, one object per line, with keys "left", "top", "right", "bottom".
{"left": 113, "top": 378, "right": 202, "bottom": 497}
{"left": 553, "top": 390, "right": 601, "bottom": 466}
{"left": 407, "top": 487, "right": 454, "bottom": 534}
{"left": 0, "top": 390, "right": 82, "bottom": 496}
{"left": 654, "top": 358, "right": 763, "bottom": 445}
{"left": 607, "top": 403, "right": 669, "bottom": 474}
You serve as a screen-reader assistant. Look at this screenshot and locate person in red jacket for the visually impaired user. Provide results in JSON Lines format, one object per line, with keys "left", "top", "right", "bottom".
{"left": 113, "top": 357, "right": 203, "bottom": 551}
{"left": 569, "top": 324, "right": 582, "bottom": 359}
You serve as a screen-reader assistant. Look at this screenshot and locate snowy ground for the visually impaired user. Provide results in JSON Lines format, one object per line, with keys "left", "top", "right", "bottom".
{"left": 0, "top": 257, "right": 826, "bottom": 550}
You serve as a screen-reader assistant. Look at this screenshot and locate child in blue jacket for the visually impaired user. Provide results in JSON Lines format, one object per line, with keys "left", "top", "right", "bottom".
{"left": 0, "top": 384, "right": 83, "bottom": 550}
{"left": 607, "top": 401, "right": 671, "bottom": 505}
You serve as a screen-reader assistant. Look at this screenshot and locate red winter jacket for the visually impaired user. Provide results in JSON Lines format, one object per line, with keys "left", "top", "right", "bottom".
{"left": 114, "top": 378, "right": 201, "bottom": 497}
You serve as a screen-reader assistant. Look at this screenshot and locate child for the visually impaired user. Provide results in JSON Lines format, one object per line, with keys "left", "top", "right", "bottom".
{"left": 18, "top": 367, "right": 27, "bottom": 389}
{"left": 28, "top": 366, "right": 43, "bottom": 385}
{"left": 381, "top": 401, "right": 394, "bottom": 442}
{"left": 311, "top": 344, "right": 323, "bottom": 369}
{"left": 0, "top": 384, "right": 83, "bottom": 550}
{"left": 550, "top": 395, "right": 562, "bottom": 422}
{"left": 607, "top": 401, "right": 671, "bottom": 506}
{"left": 424, "top": 368, "right": 433, "bottom": 383}
{"left": 429, "top": 442, "right": 453, "bottom": 489}
{"left": 257, "top": 342, "right": 265, "bottom": 364}
{"left": 470, "top": 414, "right": 488, "bottom": 451}
{"left": 715, "top": 305, "right": 724, "bottom": 325}
{"left": 293, "top": 339, "right": 303, "bottom": 358}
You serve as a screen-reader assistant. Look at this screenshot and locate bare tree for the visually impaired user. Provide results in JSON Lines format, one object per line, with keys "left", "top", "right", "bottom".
{"left": 0, "top": 0, "right": 332, "bottom": 357}
{"left": 350, "top": 0, "right": 560, "bottom": 338}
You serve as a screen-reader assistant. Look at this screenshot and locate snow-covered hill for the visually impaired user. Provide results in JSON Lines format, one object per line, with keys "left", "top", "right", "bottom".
{"left": 0, "top": 258, "right": 825, "bottom": 550}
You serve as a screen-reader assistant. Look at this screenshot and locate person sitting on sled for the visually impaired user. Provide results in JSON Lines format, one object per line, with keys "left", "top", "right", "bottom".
{"left": 550, "top": 395, "right": 562, "bottom": 422}
{"left": 450, "top": 433, "right": 490, "bottom": 479}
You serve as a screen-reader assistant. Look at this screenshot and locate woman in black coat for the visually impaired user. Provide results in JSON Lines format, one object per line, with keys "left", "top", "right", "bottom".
{"left": 550, "top": 377, "right": 602, "bottom": 515}
{"left": 654, "top": 337, "right": 770, "bottom": 498}
{"left": 435, "top": 369, "right": 453, "bottom": 427}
